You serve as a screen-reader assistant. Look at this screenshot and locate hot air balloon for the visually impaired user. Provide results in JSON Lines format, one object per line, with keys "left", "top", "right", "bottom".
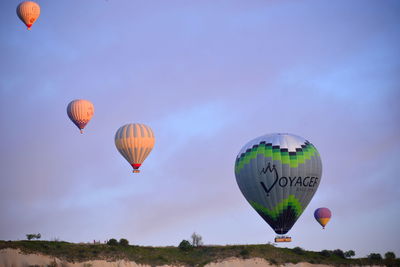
{"left": 16, "top": 1, "right": 40, "bottom": 30}
{"left": 234, "top": 133, "right": 322, "bottom": 241}
{"left": 314, "top": 207, "right": 331, "bottom": 229}
{"left": 115, "top": 123, "right": 155, "bottom": 173}
{"left": 67, "top": 99, "right": 94, "bottom": 134}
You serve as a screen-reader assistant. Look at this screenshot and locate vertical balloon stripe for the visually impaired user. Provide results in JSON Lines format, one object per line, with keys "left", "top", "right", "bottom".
{"left": 148, "top": 127, "right": 153, "bottom": 138}
{"left": 147, "top": 126, "right": 153, "bottom": 138}
{"left": 130, "top": 125, "right": 137, "bottom": 160}
{"left": 281, "top": 149, "right": 290, "bottom": 165}
{"left": 132, "top": 124, "right": 136, "bottom": 138}
{"left": 150, "top": 126, "right": 154, "bottom": 138}
{"left": 286, "top": 137, "right": 296, "bottom": 229}
{"left": 141, "top": 125, "right": 147, "bottom": 138}
{"left": 136, "top": 126, "right": 146, "bottom": 162}
{"left": 137, "top": 123, "right": 141, "bottom": 138}
{"left": 265, "top": 144, "right": 272, "bottom": 158}
{"left": 76, "top": 103, "right": 81, "bottom": 121}
{"left": 289, "top": 164, "right": 300, "bottom": 230}
{"left": 138, "top": 124, "right": 142, "bottom": 137}
{"left": 281, "top": 137, "right": 290, "bottom": 233}
{"left": 272, "top": 146, "right": 280, "bottom": 161}
{"left": 117, "top": 127, "right": 123, "bottom": 139}
{"left": 125, "top": 126, "right": 132, "bottom": 161}
{"left": 141, "top": 124, "right": 147, "bottom": 138}
{"left": 146, "top": 126, "right": 151, "bottom": 138}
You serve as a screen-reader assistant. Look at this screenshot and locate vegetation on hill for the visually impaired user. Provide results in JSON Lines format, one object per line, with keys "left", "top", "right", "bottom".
{"left": 0, "top": 240, "right": 398, "bottom": 267}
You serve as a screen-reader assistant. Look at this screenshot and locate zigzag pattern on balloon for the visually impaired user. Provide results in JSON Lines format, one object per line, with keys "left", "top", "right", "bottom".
{"left": 235, "top": 141, "right": 319, "bottom": 173}
{"left": 250, "top": 195, "right": 304, "bottom": 235}
{"left": 250, "top": 195, "right": 303, "bottom": 220}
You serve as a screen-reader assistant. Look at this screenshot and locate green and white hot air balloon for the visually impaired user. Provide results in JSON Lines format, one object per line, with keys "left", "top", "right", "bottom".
{"left": 234, "top": 133, "right": 322, "bottom": 237}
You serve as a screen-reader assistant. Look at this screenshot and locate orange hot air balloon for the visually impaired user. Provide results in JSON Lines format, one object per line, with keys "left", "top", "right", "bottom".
{"left": 67, "top": 99, "right": 94, "bottom": 134}
{"left": 16, "top": 1, "right": 41, "bottom": 30}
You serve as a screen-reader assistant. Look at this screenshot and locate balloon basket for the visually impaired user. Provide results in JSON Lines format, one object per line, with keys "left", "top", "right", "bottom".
{"left": 132, "top": 170, "right": 140, "bottom": 173}
{"left": 274, "top": 236, "right": 292, "bottom": 243}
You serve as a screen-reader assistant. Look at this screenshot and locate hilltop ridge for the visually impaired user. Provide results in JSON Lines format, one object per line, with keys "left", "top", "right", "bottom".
{"left": 0, "top": 241, "right": 397, "bottom": 267}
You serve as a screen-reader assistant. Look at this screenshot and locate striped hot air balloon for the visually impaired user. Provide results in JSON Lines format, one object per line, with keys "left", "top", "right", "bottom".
{"left": 115, "top": 123, "right": 155, "bottom": 173}
{"left": 314, "top": 207, "right": 331, "bottom": 229}
{"left": 16, "top": 1, "right": 40, "bottom": 30}
{"left": 235, "top": 133, "right": 322, "bottom": 238}
{"left": 67, "top": 99, "right": 94, "bottom": 134}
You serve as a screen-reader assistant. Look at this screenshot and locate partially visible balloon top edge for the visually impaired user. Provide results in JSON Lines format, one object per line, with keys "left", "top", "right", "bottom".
{"left": 237, "top": 133, "right": 315, "bottom": 155}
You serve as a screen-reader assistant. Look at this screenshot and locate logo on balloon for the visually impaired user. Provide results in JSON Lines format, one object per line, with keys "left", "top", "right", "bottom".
{"left": 259, "top": 162, "right": 319, "bottom": 197}
{"left": 259, "top": 163, "right": 278, "bottom": 196}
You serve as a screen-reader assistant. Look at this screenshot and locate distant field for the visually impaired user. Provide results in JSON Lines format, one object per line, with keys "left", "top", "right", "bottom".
{"left": 0, "top": 240, "right": 397, "bottom": 267}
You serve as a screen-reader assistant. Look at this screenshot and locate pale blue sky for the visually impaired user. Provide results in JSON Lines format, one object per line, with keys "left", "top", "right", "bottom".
{"left": 0, "top": 0, "right": 399, "bottom": 258}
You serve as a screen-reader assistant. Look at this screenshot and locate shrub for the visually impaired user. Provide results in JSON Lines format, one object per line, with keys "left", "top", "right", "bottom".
{"left": 385, "top": 252, "right": 396, "bottom": 260}
{"left": 344, "top": 250, "right": 355, "bottom": 258}
{"left": 320, "top": 250, "right": 331, "bottom": 257}
{"left": 26, "top": 233, "right": 41, "bottom": 241}
{"left": 119, "top": 238, "right": 129, "bottom": 246}
{"left": 178, "top": 240, "right": 192, "bottom": 251}
{"left": 333, "top": 249, "right": 345, "bottom": 258}
{"left": 293, "top": 246, "right": 305, "bottom": 255}
{"left": 107, "top": 238, "right": 118, "bottom": 246}
{"left": 240, "top": 248, "right": 250, "bottom": 258}
{"left": 368, "top": 253, "right": 382, "bottom": 260}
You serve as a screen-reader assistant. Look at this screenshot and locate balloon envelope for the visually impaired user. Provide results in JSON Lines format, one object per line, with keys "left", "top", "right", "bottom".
{"left": 16, "top": 1, "right": 40, "bottom": 30}
{"left": 235, "top": 133, "right": 322, "bottom": 234}
{"left": 67, "top": 99, "right": 94, "bottom": 133}
{"left": 115, "top": 123, "right": 155, "bottom": 173}
{"left": 314, "top": 207, "right": 331, "bottom": 228}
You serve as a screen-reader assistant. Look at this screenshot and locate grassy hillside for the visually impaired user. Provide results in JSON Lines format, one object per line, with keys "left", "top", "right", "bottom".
{"left": 0, "top": 240, "right": 398, "bottom": 267}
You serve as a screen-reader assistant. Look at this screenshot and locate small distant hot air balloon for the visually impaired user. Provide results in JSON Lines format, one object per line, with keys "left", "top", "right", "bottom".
{"left": 235, "top": 133, "right": 322, "bottom": 241}
{"left": 16, "top": 1, "right": 40, "bottom": 30}
{"left": 314, "top": 207, "right": 331, "bottom": 229}
{"left": 115, "top": 123, "right": 155, "bottom": 173}
{"left": 67, "top": 99, "right": 94, "bottom": 134}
